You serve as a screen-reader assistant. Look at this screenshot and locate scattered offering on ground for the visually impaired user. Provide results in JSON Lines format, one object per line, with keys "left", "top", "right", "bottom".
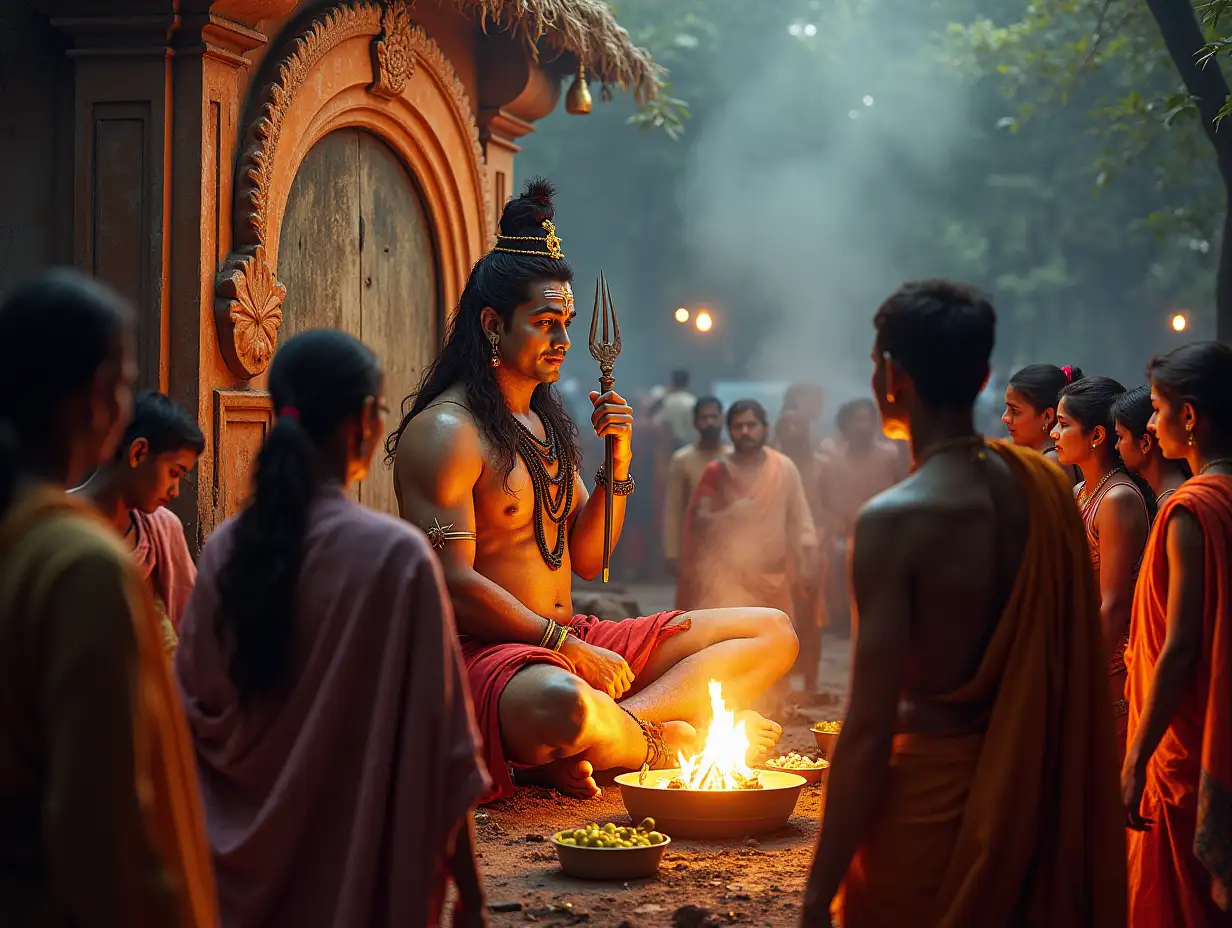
{"left": 812, "top": 720, "right": 842, "bottom": 734}
{"left": 554, "top": 818, "right": 667, "bottom": 848}
{"left": 766, "top": 751, "right": 828, "bottom": 770}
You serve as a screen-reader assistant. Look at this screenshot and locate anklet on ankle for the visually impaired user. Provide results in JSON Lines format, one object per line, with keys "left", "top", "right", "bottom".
{"left": 620, "top": 705, "right": 669, "bottom": 769}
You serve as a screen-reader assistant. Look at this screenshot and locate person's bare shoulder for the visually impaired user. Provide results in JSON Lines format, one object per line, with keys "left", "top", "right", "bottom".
{"left": 393, "top": 388, "right": 485, "bottom": 499}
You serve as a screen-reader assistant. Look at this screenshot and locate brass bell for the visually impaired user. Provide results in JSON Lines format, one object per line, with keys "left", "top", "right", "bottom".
{"left": 566, "top": 63, "right": 592, "bottom": 115}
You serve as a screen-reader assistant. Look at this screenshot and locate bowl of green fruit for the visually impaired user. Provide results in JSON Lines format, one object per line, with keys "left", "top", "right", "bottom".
{"left": 811, "top": 720, "right": 842, "bottom": 757}
{"left": 550, "top": 817, "right": 671, "bottom": 880}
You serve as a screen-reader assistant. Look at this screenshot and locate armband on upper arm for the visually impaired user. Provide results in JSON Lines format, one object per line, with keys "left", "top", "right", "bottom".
{"left": 424, "top": 517, "right": 477, "bottom": 551}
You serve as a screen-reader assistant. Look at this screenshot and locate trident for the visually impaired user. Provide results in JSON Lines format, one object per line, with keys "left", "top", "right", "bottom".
{"left": 589, "top": 271, "right": 622, "bottom": 583}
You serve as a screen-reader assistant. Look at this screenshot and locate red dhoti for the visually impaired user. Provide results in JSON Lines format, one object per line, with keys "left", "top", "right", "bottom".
{"left": 461, "top": 611, "right": 688, "bottom": 802}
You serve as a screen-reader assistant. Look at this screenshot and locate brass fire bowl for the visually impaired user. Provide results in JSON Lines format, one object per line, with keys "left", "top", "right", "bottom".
{"left": 614, "top": 768, "right": 807, "bottom": 839}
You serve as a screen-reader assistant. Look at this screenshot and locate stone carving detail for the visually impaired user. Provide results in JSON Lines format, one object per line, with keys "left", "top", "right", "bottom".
{"left": 214, "top": 0, "right": 490, "bottom": 378}
{"left": 369, "top": 3, "right": 414, "bottom": 98}
{"left": 215, "top": 246, "right": 286, "bottom": 378}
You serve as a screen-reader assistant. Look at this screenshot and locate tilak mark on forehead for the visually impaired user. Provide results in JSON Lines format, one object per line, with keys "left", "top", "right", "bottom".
{"left": 543, "top": 282, "right": 575, "bottom": 314}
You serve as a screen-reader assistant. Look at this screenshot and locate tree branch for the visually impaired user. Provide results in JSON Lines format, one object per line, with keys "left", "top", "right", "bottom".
{"left": 1146, "top": 0, "right": 1232, "bottom": 180}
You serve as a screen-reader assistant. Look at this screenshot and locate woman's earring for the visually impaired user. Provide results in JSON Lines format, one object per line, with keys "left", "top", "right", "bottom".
{"left": 1187, "top": 422, "right": 1194, "bottom": 447}
{"left": 489, "top": 335, "right": 500, "bottom": 368}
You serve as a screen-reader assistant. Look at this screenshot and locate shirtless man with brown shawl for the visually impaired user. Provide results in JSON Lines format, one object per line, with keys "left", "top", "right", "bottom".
{"left": 389, "top": 180, "right": 796, "bottom": 799}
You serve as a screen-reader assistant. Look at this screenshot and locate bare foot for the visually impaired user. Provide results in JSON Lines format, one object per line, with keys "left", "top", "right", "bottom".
{"left": 516, "top": 757, "right": 601, "bottom": 799}
{"left": 736, "top": 710, "right": 783, "bottom": 764}
{"left": 658, "top": 720, "right": 699, "bottom": 767}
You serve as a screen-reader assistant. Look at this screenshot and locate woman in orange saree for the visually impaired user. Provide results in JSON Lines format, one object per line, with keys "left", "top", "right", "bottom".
{"left": 1124, "top": 341, "right": 1232, "bottom": 927}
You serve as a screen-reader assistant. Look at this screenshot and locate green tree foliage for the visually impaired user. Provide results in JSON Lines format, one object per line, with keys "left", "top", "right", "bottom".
{"left": 518, "top": 0, "right": 1219, "bottom": 390}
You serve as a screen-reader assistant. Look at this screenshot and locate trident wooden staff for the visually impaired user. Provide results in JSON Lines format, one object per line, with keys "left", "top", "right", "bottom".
{"left": 589, "top": 271, "right": 622, "bottom": 583}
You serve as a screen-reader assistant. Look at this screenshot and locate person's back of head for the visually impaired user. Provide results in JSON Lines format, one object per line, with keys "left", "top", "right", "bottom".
{"left": 216, "top": 328, "right": 382, "bottom": 705}
{"left": 113, "top": 391, "right": 205, "bottom": 513}
{"left": 671, "top": 369, "right": 690, "bottom": 391}
{"left": 872, "top": 279, "right": 995, "bottom": 439}
{"left": 0, "top": 268, "right": 134, "bottom": 516}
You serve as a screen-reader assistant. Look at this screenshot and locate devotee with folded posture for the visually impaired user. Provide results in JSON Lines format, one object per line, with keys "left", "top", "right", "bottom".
{"left": 678, "top": 398, "right": 817, "bottom": 619}
{"left": 664, "top": 395, "right": 729, "bottom": 580}
{"left": 388, "top": 179, "right": 795, "bottom": 801}
{"left": 802, "top": 279, "right": 1124, "bottom": 927}
{"left": 0, "top": 269, "right": 216, "bottom": 927}
{"left": 1002, "top": 362, "right": 1083, "bottom": 482}
{"left": 76, "top": 389, "right": 204, "bottom": 655}
{"left": 1052, "top": 376, "right": 1151, "bottom": 761}
{"left": 815, "top": 399, "right": 901, "bottom": 637}
{"left": 176, "top": 330, "right": 489, "bottom": 927}
{"left": 1113, "top": 383, "right": 1191, "bottom": 510}
{"left": 1123, "top": 341, "right": 1232, "bottom": 927}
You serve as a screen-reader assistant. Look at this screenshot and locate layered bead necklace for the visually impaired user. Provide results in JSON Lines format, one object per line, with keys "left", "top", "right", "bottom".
{"left": 514, "top": 415, "right": 574, "bottom": 570}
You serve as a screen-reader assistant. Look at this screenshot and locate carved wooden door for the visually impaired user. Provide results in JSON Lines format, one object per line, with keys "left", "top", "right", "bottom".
{"left": 278, "top": 128, "right": 439, "bottom": 514}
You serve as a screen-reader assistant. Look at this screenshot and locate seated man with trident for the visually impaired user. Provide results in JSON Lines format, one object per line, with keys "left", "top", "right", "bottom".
{"left": 388, "top": 179, "right": 796, "bottom": 800}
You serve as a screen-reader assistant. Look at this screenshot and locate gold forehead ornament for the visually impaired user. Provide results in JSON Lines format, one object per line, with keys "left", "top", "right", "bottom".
{"left": 492, "top": 219, "right": 565, "bottom": 260}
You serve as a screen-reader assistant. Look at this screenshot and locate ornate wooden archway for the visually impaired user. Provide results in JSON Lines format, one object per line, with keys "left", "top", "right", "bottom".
{"left": 213, "top": 0, "right": 491, "bottom": 379}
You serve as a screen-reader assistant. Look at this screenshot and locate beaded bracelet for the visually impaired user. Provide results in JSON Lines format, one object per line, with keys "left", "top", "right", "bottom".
{"left": 593, "top": 466, "right": 635, "bottom": 497}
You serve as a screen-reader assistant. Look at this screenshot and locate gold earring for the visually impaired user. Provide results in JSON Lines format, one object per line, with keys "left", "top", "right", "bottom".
{"left": 1187, "top": 422, "right": 1194, "bottom": 447}
{"left": 489, "top": 335, "right": 500, "bottom": 368}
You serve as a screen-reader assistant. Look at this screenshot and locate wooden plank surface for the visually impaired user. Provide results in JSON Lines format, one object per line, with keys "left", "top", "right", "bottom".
{"left": 357, "top": 130, "right": 439, "bottom": 515}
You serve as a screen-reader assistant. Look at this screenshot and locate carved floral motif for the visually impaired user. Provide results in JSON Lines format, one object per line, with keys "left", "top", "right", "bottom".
{"left": 215, "top": 0, "right": 490, "bottom": 378}
{"left": 369, "top": 3, "right": 415, "bottom": 98}
{"left": 214, "top": 246, "right": 286, "bottom": 378}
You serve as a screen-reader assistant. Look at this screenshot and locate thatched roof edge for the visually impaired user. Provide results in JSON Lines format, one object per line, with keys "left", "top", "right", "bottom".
{"left": 452, "top": 0, "right": 664, "bottom": 102}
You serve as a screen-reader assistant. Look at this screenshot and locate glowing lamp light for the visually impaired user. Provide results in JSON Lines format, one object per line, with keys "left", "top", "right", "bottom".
{"left": 675, "top": 307, "right": 690, "bottom": 323}
{"left": 695, "top": 310, "right": 713, "bottom": 333}
{"left": 1171, "top": 312, "right": 1188, "bottom": 333}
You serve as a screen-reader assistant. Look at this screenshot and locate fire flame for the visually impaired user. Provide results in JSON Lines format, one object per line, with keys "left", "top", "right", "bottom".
{"left": 672, "top": 680, "right": 755, "bottom": 790}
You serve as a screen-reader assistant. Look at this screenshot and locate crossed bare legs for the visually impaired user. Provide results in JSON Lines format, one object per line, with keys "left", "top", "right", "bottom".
{"left": 498, "top": 607, "right": 798, "bottom": 798}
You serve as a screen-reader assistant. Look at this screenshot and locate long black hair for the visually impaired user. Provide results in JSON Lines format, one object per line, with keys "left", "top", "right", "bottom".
{"left": 384, "top": 177, "right": 581, "bottom": 485}
{"left": 1008, "top": 363, "right": 1084, "bottom": 415}
{"left": 1112, "top": 384, "right": 1193, "bottom": 480}
{"left": 1147, "top": 341, "right": 1232, "bottom": 440}
{"left": 1059, "top": 375, "right": 1156, "bottom": 517}
{"left": 0, "top": 269, "right": 131, "bottom": 517}
{"left": 215, "top": 329, "right": 381, "bottom": 703}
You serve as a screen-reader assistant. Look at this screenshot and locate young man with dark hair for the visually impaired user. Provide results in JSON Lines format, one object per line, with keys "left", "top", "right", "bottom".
{"left": 390, "top": 180, "right": 794, "bottom": 801}
{"left": 663, "top": 396, "right": 729, "bottom": 578}
{"left": 802, "top": 279, "right": 1124, "bottom": 926}
{"left": 76, "top": 389, "right": 204, "bottom": 654}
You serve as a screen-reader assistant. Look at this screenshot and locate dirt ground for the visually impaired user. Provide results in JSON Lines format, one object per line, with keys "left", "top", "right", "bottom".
{"left": 470, "top": 602, "right": 851, "bottom": 928}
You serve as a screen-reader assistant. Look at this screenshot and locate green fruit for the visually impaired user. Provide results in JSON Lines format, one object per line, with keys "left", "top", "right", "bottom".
{"left": 561, "top": 838, "right": 576, "bottom": 845}
{"left": 572, "top": 829, "right": 587, "bottom": 841}
{"left": 638, "top": 817, "right": 655, "bottom": 832}
{"left": 648, "top": 832, "right": 665, "bottom": 844}
{"left": 602, "top": 823, "right": 616, "bottom": 834}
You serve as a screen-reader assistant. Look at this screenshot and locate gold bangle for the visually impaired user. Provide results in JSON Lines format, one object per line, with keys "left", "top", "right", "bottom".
{"left": 552, "top": 623, "right": 571, "bottom": 651}
{"left": 538, "top": 620, "right": 558, "bottom": 649}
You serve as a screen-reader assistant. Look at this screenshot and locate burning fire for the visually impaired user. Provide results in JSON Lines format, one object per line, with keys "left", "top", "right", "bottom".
{"left": 665, "top": 680, "right": 761, "bottom": 791}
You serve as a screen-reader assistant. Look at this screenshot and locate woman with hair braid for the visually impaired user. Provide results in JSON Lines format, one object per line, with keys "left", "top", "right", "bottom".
{"left": 176, "top": 330, "right": 489, "bottom": 928}
{"left": 1052, "top": 375, "right": 1152, "bottom": 760}
{"left": 389, "top": 178, "right": 795, "bottom": 801}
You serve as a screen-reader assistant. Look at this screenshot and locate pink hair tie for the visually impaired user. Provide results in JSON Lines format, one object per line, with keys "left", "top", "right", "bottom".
{"left": 279, "top": 406, "right": 301, "bottom": 421}
{"left": 1061, "top": 365, "right": 1074, "bottom": 383}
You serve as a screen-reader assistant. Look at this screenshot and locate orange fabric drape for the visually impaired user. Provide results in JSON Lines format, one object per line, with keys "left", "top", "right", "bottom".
{"left": 1126, "top": 475, "right": 1232, "bottom": 925}
{"left": 836, "top": 441, "right": 1125, "bottom": 927}
{"left": 7, "top": 489, "right": 217, "bottom": 927}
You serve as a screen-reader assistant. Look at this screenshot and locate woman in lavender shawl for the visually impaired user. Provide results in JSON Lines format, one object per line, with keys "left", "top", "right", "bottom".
{"left": 175, "top": 330, "right": 490, "bottom": 927}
